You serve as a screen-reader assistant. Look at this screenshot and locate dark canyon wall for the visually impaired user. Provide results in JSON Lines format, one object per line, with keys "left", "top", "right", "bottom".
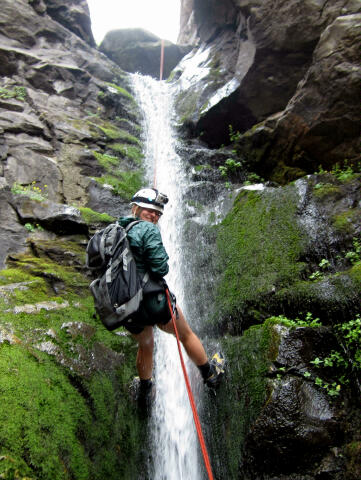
{"left": 176, "top": 0, "right": 361, "bottom": 183}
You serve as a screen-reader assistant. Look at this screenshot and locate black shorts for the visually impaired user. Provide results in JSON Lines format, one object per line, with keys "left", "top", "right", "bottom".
{"left": 123, "top": 291, "right": 176, "bottom": 335}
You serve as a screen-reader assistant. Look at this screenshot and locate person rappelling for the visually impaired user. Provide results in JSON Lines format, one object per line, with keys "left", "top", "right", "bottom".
{"left": 118, "top": 187, "right": 225, "bottom": 407}
{"left": 86, "top": 187, "right": 225, "bottom": 409}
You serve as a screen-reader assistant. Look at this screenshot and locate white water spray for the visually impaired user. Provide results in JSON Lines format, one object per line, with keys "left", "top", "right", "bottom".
{"left": 131, "top": 74, "right": 202, "bottom": 480}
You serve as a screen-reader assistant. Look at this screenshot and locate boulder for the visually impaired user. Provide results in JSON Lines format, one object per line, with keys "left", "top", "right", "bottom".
{"left": 11, "top": 195, "right": 88, "bottom": 234}
{"left": 99, "top": 28, "right": 192, "bottom": 79}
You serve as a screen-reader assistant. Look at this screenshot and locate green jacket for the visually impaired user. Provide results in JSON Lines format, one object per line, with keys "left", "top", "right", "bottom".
{"left": 118, "top": 216, "right": 169, "bottom": 279}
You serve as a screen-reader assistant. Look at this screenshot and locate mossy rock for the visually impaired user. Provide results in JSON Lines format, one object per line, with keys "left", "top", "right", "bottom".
{"left": 93, "top": 170, "right": 144, "bottom": 201}
{"left": 108, "top": 143, "right": 144, "bottom": 166}
{"left": 332, "top": 208, "right": 361, "bottom": 235}
{"left": 204, "top": 320, "right": 280, "bottom": 479}
{"left": 215, "top": 186, "right": 307, "bottom": 330}
{"left": 269, "top": 161, "right": 306, "bottom": 184}
{"left": 78, "top": 207, "right": 115, "bottom": 226}
{"left": 0, "top": 243, "right": 147, "bottom": 479}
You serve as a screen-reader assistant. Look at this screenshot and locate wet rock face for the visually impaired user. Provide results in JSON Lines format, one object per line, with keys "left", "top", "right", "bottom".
{"left": 263, "top": 13, "right": 361, "bottom": 177}
{"left": 241, "top": 327, "right": 345, "bottom": 479}
{"left": 0, "top": 0, "right": 142, "bottom": 268}
{"left": 176, "top": 0, "right": 361, "bottom": 172}
{"left": 216, "top": 174, "right": 361, "bottom": 333}
{"left": 100, "top": 28, "right": 192, "bottom": 79}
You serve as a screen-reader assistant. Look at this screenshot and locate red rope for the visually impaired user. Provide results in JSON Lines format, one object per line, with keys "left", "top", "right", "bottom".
{"left": 165, "top": 289, "right": 214, "bottom": 480}
{"left": 159, "top": 39, "right": 165, "bottom": 81}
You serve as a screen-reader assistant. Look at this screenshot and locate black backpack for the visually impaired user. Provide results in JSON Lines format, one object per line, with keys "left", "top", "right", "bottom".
{"left": 85, "top": 221, "right": 149, "bottom": 331}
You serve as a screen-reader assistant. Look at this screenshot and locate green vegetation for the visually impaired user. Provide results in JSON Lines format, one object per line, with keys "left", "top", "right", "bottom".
{"left": 345, "top": 237, "right": 361, "bottom": 265}
{"left": 94, "top": 170, "right": 144, "bottom": 201}
{"left": 216, "top": 187, "right": 306, "bottom": 320}
{"left": 209, "top": 319, "right": 280, "bottom": 477}
{"left": 11, "top": 181, "right": 49, "bottom": 202}
{"left": 77, "top": 207, "right": 115, "bottom": 225}
{"left": 0, "top": 237, "right": 146, "bottom": 479}
{"left": 218, "top": 158, "right": 242, "bottom": 178}
{"left": 309, "top": 258, "right": 331, "bottom": 281}
{"left": 109, "top": 143, "right": 144, "bottom": 165}
{"left": 93, "top": 151, "right": 119, "bottom": 172}
{"left": 88, "top": 118, "right": 140, "bottom": 146}
{"left": 0, "top": 343, "right": 91, "bottom": 480}
{"left": 97, "top": 125, "right": 140, "bottom": 145}
{"left": 105, "top": 83, "right": 135, "bottom": 102}
{"left": 332, "top": 209, "right": 360, "bottom": 234}
{"left": 313, "top": 182, "right": 341, "bottom": 198}
{"left": 267, "top": 311, "right": 361, "bottom": 398}
{"left": 24, "top": 222, "right": 44, "bottom": 232}
{"left": 244, "top": 172, "right": 264, "bottom": 185}
{"left": 316, "top": 160, "right": 361, "bottom": 182}
{"left": 267, "top": 312, "right": 322, "bottom": 328}
{"left": 0, "top": 86, "right": 27, "bottom": 101}
{"left": 193, "top": 164, "right": 212, "bottom": 172}
{"left": 309, "top": 314, "right": 361, "bottom": 397}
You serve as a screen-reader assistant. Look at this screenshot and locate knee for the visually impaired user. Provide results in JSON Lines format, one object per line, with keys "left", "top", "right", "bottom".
{"left": 139, "top": 333, "right": 154, "bottom": 351}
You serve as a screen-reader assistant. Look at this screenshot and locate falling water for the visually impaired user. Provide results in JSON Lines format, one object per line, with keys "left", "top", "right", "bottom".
{"left": 131, "top": 74, "right": 203, "bottom": 480}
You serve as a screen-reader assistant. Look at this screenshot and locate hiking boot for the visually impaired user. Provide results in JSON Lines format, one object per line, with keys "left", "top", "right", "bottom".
{"left": 205, "top": 352, "right": 225, "bottom": 389}
{"left": 130, "top": 377, "right": 156, "bottom": 412}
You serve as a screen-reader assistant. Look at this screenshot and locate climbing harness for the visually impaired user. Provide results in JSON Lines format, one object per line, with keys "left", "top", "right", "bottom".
{"left": 165, "top": 288, "right": 215, "bottom": 480}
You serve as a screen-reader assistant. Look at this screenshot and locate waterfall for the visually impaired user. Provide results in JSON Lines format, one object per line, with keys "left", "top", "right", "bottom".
{"left": 131, "top": 74, "right": 203, "bottom": 480}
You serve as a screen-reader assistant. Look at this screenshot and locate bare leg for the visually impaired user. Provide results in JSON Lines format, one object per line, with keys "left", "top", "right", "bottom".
{"left": 132, "top": 326, "right": 154, "bottom": 380}
{"left": 157, "top": 305, "right": 208, "bottom": 366}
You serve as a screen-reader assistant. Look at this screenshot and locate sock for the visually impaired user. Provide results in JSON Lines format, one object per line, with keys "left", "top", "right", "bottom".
{"left": 197, "top": 361, "right": 212, "bottom": 380}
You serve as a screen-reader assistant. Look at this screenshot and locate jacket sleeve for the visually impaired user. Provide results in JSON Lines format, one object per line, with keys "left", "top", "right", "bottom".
{"left": 142, "top": 224, "right": 169, "bottom": 278}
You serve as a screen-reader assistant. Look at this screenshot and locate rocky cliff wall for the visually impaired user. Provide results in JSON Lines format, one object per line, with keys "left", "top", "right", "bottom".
{"left": 0, "top": 1, "right": 148, "bottom": 478}
{"left": 175, "top": 0, "right": 361, "bottom": 182}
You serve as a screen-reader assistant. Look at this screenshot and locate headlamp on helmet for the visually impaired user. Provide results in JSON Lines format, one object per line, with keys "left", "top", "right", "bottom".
{"left": 130, "top": 188, "right": 168, "bottom": 214}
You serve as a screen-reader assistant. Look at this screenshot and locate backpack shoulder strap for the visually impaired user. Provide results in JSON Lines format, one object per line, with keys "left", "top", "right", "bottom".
{"left": 125, "top": 220, "right": 141, "bottom": 233}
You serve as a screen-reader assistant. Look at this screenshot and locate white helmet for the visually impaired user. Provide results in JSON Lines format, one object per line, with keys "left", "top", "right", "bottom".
{"left": 130, "top": 188, "right": 169, "bottom": 214}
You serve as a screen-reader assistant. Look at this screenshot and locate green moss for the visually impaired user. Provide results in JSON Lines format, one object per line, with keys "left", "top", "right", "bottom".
{"left": 0, "top": 343, "right": 91, "bottom": 480}
{"left": 349, "top": 262, "right": 361, "bottom": 287}
{"left": 313, "top": 182, "right": 341, "bottom": 198}
{"left": 5, "top": 254, "right": 89, "bottom": 300}
{"left": 94, "top": 170, "right": 144, "bottom": 201}
{"left": 0, "top": 235, "right": 146, "bottom": 479}
{"left": 194, "top": 164, "right": 212, "bottom": 172}
{"left": 207, "top": 320, "right": 279, "bottom": 478}
{"left": 114, "top": 118, "right": 141, "bottom": 133}
{"left": 0, "top": 86, "right": 27, "bottom": 101}
{"left": 0, "top": 268, "right": 35, "bottom": 285}
{"left": 216, "top": 186, "right": 306, "bottom": 320}
{"left": 270, "top": 161, "right": 306, "bottom": 184}
{"left": 0, "top": 294, "right": 145, "bottom": 479}
{"left": 93, "top": 151, "right": 119, "bottom": 171}
{"left": 77, "top": 207, "right": 115, "bottom": 225}
{"left": 105, "top": 83, "right": 135, "bottom": 102}
{"left": 109, "top": 143, "right": 144, "bottom": 165}
{"left": 332, "top": 209, "right": 360, "bottom": 234}
{"left": 97, "top": 125, "right": 141, "bottom": 145}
